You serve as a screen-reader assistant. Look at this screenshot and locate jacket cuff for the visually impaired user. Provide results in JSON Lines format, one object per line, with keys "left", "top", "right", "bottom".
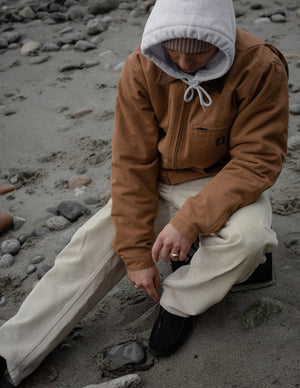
{"left": 170, "top": 214, "right": 200, "bottom": 242}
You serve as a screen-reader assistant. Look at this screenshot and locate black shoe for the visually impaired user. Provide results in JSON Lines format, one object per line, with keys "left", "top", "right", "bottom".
{"left": 0, "top": 356, "right": 7, "bottom": 375}
{"left": 148, "top": 307, "right": 192, "bottom": 357}
{"left": 171, "top": 238, "right": 199, "bottom": 272}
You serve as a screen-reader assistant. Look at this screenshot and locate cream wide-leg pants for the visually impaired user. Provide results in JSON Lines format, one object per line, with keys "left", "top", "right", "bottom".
{"left": 0, "top": 177, "right": 278, "bottom": 386}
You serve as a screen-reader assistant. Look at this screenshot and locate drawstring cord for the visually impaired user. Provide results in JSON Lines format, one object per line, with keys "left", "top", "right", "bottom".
{"left": 183, "top": 82, "right": 212, "bottom": 111}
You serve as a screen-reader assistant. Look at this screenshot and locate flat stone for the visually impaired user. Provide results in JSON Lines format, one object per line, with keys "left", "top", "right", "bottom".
{"left": 68, "top": 174, "right": 92, "bottom": 189}
{"left": 0, "top": 213, "right": 13, "bottom": 234}
{"left": 30, "top": 254, "right": 45, "bottom": 264}
{"left": 254, "top": 17, "right": 271, "bottom": 24}
{"left": 104, "top": 341, "right": 146, "bottom": 366}
{"left": 271, "top": 14, "right": 286, "bottom": 23}
{"left": 289, "top": 104, "right": 300, "bottom": 115}
{"left": 19, "top": 6, "right": 35, "bottom": 20}
{"left": 84, "top": 196, "right": 99, "bottom": 205}
{"left": 58, "top": 229, "right": 76, "bottom": 246}
{"left": 83, "top": 374, "right": 142, "bottom": 388}
{"left": 243, "top": 297, "right": 283, "bottom": 328}
{"left": 12, "top": 216, "right": 26, "bottom": 231}
{"left": 46, "top": 216, "right": 70, "bottom": 231}
{"left": 1, "top": 239, "right": 21, "bottom": 255}
{"left": 74, "top": 40, "right": 97, "bottom": 52}
{"left": 88, "top": 0, "right": 120, "bottom": 15}
{"left": 26, "top": 264, "right": 37, "bottom": 274}
{"left": 32, "top": 226, "right": 50, "bottom": 237}
{"left": 86, "top": 18, "right": 106, "bottom": 35}
{"left": 0, "top": 254, "right": 15, "bottom": 268}
{"left": 37, "top": 264, "right": 52, "bottom": 279}
{"left": 41, "top": 42, "right": 60, "bottom": 52}
{"left": 57, "top": 200, "right": 89, "bottom": 222}
{"left": 18, "top": 233, "right": 33, "bottom": 245}
{"left": 30, "top": 55, "right": 50, "bottom": 64}
{"left": 20, "top": 41, "right": 41, "bottom": 55}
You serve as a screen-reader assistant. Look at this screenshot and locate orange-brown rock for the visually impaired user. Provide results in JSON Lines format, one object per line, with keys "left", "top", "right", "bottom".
{"left": 0, "top": 184, "right": 16, "bottom": 195}
{"left": 0, "top": 214, "right": 13, "bottom": 234}
{"left": 68, "top": 174, "right": 92, "bottom": 189}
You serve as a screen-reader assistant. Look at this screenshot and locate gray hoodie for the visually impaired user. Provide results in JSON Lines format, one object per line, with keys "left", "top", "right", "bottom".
{"left": 141, "top": 0, "right": 236, "bottom": 110}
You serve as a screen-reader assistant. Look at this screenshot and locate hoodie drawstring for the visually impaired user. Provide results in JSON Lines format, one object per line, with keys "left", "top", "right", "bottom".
{"left": 183, "top": 83, "right": 212, "bottom": 111}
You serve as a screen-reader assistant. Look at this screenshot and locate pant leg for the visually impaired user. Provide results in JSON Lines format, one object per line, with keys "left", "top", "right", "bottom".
{"left": 159, "top": 179, "right": 278, "bottom": 318}
{"left": 0, "top": 200, "right": 126, "bottom": 386}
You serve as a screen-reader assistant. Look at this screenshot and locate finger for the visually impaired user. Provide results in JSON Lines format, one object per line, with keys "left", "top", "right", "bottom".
{"left": 160, "top": 244, "right": 171, "bottom": 263}
{"left": 169, "top": 250, "right": 180, "bottom": 261}
{"left": 152, "top": 238, "right": 163, "bottom": 263}
{"left": 154, "top": 271, "right": 161, "bottom": 292}
{"left": 144, "top": 283, "right": 159, "bottom": 302}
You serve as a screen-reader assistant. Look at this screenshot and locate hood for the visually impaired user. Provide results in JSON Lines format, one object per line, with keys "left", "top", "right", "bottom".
{"left": 141, "top": 0, "right": 236, "bottom": 110}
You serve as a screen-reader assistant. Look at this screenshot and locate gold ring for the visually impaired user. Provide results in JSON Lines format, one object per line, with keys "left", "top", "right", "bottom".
{"left": 170, "top": 253, "right": 179, "bottom": 259}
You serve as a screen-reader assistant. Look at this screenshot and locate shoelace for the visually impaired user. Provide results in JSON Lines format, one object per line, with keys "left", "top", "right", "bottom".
{"left": 183, "top": 82, "right": 212, "bottom": 111}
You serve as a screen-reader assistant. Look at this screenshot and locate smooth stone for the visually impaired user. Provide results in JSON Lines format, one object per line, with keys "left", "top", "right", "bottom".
{"left": 289, "top": 104, "right": 300, "bottom": 115}
{"left": 0, "top": 183, "right": 16, "bottom": 195}
{"left": 90, "top": 35, "right": 103, "bottom": 45}
{"left": 30, "top": 254, "right": 45, "bottom": 264}
{"left": 0, "top": 254, "right": 15, "bottom": 268}
{"left": 38, "top": 153, "right": 52, "bottom": 162}
{"left": 32, "top": 226, "right": 50, "bottom": 237}
{"left": 82, "top": 374, "right": 142, "bottom": 388}
{"left": 271, "top": 14, "right": 286, "bottom": 23}
{"left": 114, "top": 61, "right": 125, "bottom": 71}
{"left": 88, "top": 0, "right": 120, "bottom": 15}
{"left": 12, "top": 216, "right": 26, "bottom": 231}
{"left": 20, "top": 41, "right": 41, "bottom": 55}
{"left": 19, "top": 6, "right": 35, "bottom": 20}
{"left": 104, "top": 341, "right": 146, "bottom": 366}
{"left": 26, "top": 264, "right": 37, "bottom": 274}
{"left": 235, "top": 9, "right": 245, "bottom": 18}
{"left": 86, "top": 18, "right": 106, "bottom": 35}
{"left": 0, "top": 213, "right": 13, "bottom": 233}
{"left": 288, "top": 135, "right": 300, "bottom": 151}
{"left": 52, "top": 12, "right": 67, "bottom": 23}
{"left": 68, "top": 174, "right": 92, "bottom": 189}
{"left": 250, "top": 3, "right": 264, "bottom": 10}
{"left": 74, "top": 40, "right": 97, "bottom": 52}
{"left": 0, "top": 295, "right": 8, "bottom": 307}
{"left": 289, "top": 85, "right": 300, "bottom": 93}
{"left": 59, "top": 63, "right": 83, "bottom": 72}
{"left": 58, "top": 229, "right": 76, "bottom": 246}
{"left": 18, "top": 233, "right": 33, "bottom": 245}
{"left": 254, "top": 17, "right": 271, "bottom": 23}
{"left": 41, "top": 42, "right": 60, "bottom": 52}
{"left": 37, "top": 264, "right": 52, "bottom": 279}
{"left": 59, "top": 32, "right": 86, "bottom": 44}
{"left": 57, "top": 200, "right": 89, "bottom": 222}
{"left": 1, "top": 239, "right": 21, "bottom": 255}
{"left": 84, "top": 196, "right": 100, "bottom": 205}
{"left": 30, "top": 55, "right": 50, "bottom": 64}
{"left": 46, "top": 207, "right": 59, "bottom": 215}
{"left": 0, "top": 37, "right": 8, "bottom": 48}
{"left": 77, "top": 167, "right": 88, "bottom": 175}
{"left": 66, "top": 5, "right": 86, "bottom": 20}
{"left": 46, "top": 216, "right": 70, "bottom": 231}
{"left": 2, "top": 31, "right": 21, "bottom": 43}
{"left": 243, "top": 297, "right": 283, "bottom": 329}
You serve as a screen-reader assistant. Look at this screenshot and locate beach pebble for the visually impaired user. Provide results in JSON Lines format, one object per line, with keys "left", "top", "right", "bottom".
{"left": 0, "top": 214, "right": 13, "bottom": 234}
{"left": 0, "top": 37, "right": 8, "bottom": 48}
{"left": 18, "top": 233, "right": 33, "bottom": 245}
{"left": 46, "top": 216, "right": 70, "bottom": 231}
{"left": 12, "top": 216, "right": 26, "bottom": 231}
{"left": 26, "top": 264, "right": 37, "bottom": 274}
{"left": 67, "top": 5, "right": 86, "bottom": 20}
{"left": 289, "top": 104, "right": 300, "bottom": 115}
{"left": 37, "top": 264, "right": 52, "bottom": 279}
{"left": 86, "top": 18, "right": 106, "bottom": 35}
{"left": 0, "top": 254, "right": 15, "bottom": 268}
{"left": 271, "top": 14, "right": 286, "bottom": 23}
{"left": 88, "top": 0, "right": 120, "bottom": 15}
{"left": 1, "top": 239, "right": 21, "bottom": 255}
{"left": 74, "top": 40, "right": 97, "bottom": 52}
{"left": 243, "top": 297, "right": 283, "bottom": 329}
{"left": 38, "top": 153, "right": 53, "bottom": 163}
{"left": 19, "top": 6, "right": 35, "bottom": 20}
{"left": 57, "top": 200, "right": 89, "bottom": 222}
{"left": 30, "top": 254, "right": 45, "bottom": 264}
{"left": 250, "top": 3, "right": 264, "bottom": 10}
{"left": 82, "top": 374, "right": 142, "bottom": 388}
{"left": 104, "top": 341, "right": 146, "bottom": 366}
{"left": 30, "top": 55, "right": 50, "bottom": 65}
{"left": 84, "top": 196, "right": 100, "bottom": 205}
{"left": 32, "top": 226, "right": 50, "bottom": 237}
{"left": 41, "top": 42, "right": 60, "bottom": 52}
{"left": 114, "top": 62, "right": 125, "bottom": 71}
{"left": 20, "top": 41, "right": 41, "bottom": 55}
{"left": 68, "top": 174, "right": 92, "bottom": 189}
{"left": 0, "top": 296, "right": 8, "bottom": 307}
{"left": 59, "top": 229, "right": 76, "bottom": 246}
{"left": 0, "top": 184, "right": 16, "bottom": 195}
{"left": 254, "top": 17, "right": 271, "bottom": 24}
{"left": 2, "top": 31, "right": 21, "bottom": 44}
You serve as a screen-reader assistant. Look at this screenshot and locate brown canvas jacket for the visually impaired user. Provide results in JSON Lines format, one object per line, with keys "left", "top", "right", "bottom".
{"left": 110, "top": 28, "right": 289, "bottom": 271}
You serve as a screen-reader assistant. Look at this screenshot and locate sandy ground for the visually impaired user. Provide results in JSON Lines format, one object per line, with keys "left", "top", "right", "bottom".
{"left": 0, "top": 1, "right": 299, "bottom": 387}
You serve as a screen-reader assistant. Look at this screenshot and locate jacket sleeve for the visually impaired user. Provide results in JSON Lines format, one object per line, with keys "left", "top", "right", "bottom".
{"left": 110, "top": 52, "right": 160, "bottom": 271}
{"left": 170, "top": 58, "right": 289, "bottom": 241}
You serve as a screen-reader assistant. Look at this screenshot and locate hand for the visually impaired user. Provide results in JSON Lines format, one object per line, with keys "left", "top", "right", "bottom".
{"left": 152, "top": 223, "right": 192, "bottom": 264}
{"left": 127, "top": 266, "right": 161, "bottom": 302}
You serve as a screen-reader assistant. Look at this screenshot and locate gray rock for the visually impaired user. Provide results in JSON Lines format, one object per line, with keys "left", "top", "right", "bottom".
{"left": 41, "top": 42, "right": 60, "bottom": 52}
{"left": 0, "top": 37, "right": 8, "bottom": 48}
{"left": 119, "top": 2, "right": 135, "bottom": 10}
{"left": 88, "top": 0, "right": 120, "bottom": 15}
{"left": 289, "top": 104, "right": 300, "bottom": 115}
{"left": 84, "top": 60, "right": 100, "bottom": 68}
{"left": 37, "top": 264, "right": 52, "bottom": 279}
{"left": 86, "top": 18, "right": 106, "bottom": 35}
{"left": 19, "top": 6, "right": 35, "bottom": 20}
{"left": 52, "top": 12, "right": 67, "bottom": 23}
{"left": 32, "top": 226, "right": 50, "bottom": 237}
{"left": 18, "top": 233, "right": 33, "bottom": 245}
{"left": 84, "top": 196, "right": 100, "bottom": 205}
{"left": 12, "top": 216, "right": 26, "bottom": 231}
{"left": 104, "top": 341, "right": 146, "bottom": 366}
{"left": 114, "top": 61, "right": 125, "bottom": 71}
{"left": 1, "top": 239, "right": 21, "bottom": 255}
{"left": 67, "top": 5, "right": 86, "bottom": 20}
{"left": 2, "top": 31, "right": 21, "bottom": 43}
{"left": 243, "top": 297, "right": 283, "bottom": 329}
{"left": 254, "top": 17, "right": 271, "bottom": 24}
{"left": 26, "top": 264, "right": 37, "bottom": 274}
{"left": 57, "top": 200, "right": 89, "bottom": 222}
{"left": 59, "top": 62, "right": 84, "bottom": 72}
{"left": 288, "top": 135, "right": 300, "bottom": 151}
{"left": 58, "top": 228, "right": 76, "bottom": 246}
{"left": 46, "top": 216, "right": 70, "bottom": 231}
{"left": 0, "top": 296, "right": 8, "bottom": 307}
{"left": 48, "top": 3, "right": 61, "bottom": 13}
{"left": 271, "top": 13, "right": 286, "bottom": 23}
{"left": 83, "top": 374, "right": 142, "bottom": 388}
{"left": 74, "top": 40, "right": 97, "bottom": 52}
{"left": 250, "top": 3, "right": 264, "bottom": 10}
{"left": 30, "top": 55, "right": 50, "bottom": 65}
{"left": 235, "top": 9, "right": 245, "bottom": 18}
{"left": 38, "top": 153, "right": 53, "bottom": 162}
{"left": 20, "top": 41, "right": 41, "bottom": 55}
{"left": 0, "top": 254, "right": 15, "bottom": 268}
{"left": 59, "top": 32, "right": 86, "bottom": 44}
{"left": 30, "top": 254, "right": 45, "bottom": 264}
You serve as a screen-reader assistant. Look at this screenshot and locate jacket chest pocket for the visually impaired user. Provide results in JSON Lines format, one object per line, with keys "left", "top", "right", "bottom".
{"left": 182, "top": 125, "right": 230, "bottom": 168}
